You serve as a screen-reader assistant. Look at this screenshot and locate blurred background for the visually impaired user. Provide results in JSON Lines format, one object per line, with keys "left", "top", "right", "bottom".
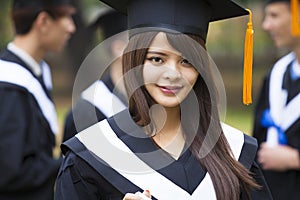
{"left": 0, "top": 0, "right": 290, "bottom": 137}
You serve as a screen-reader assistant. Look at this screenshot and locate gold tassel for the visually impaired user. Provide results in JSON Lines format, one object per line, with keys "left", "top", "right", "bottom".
{"left": 243, "top": 8, "right": 254, "bottom": 105}
{"left": 291, "top": 0, "right": 300, "bottom": 36}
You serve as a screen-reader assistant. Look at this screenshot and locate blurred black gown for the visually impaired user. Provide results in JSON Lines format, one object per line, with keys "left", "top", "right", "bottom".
{"left": 253, "top": 52, "right": 300, "bottom": 200}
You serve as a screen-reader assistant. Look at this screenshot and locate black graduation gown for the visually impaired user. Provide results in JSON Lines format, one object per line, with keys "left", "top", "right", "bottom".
{"left": 253, "top": 53, "right": 300, "bottom": 200}
{"left": 63, "top": 75, "right": 127, "bottom": 142}
{"left": 0, "top": 48, "right": 62, "bottom": 200}
{"left": 56, "top": 110, "right": 272, "bottom": 200}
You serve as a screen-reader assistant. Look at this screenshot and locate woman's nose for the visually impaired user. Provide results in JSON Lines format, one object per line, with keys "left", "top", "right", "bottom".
{"left": 162, "top": 65, "right": 181, "bottom": 81}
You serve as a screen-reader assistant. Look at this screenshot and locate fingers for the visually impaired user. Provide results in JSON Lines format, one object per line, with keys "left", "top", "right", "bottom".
{"left": 136, "top": 191, "right": 152, "bottom": 200}
{"left": 143, "top": 190, "right": 151, "bottom": 198}
{"left": 123, "top": 190, "right": 152, "bottom": 200}
{"left": 123, "top": 193, "right": 138, "bottom": 200}
{"left": 257, "top": 143, "right": 273, "bottom": 169}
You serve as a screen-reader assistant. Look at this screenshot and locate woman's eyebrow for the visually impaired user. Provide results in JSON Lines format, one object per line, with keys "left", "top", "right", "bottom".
{"left": 147, "top": 51, "right": 167, "bottom": 56}
{"left": 147, "top": 50, "right": 182, "bottom": 57}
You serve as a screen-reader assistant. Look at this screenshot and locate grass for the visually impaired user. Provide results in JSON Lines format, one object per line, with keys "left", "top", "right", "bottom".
{"left": 224, "top": 106, "right": 254, "bottom": 136}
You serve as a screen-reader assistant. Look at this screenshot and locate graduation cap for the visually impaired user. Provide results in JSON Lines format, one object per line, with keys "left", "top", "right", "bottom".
{"left": 13, "top": 0, "right": 72, "bottom": 9}
{"left": 99, "top": 0, "right": 253, "bottom": 105}
{"left": 265, "top": 0, "right": 300, "bottom": 36}
{"left": 89, "top": 9, "right": 127, "bottom": 40}
{"left": 100, "top": 0, "right": 249, "bottom": 41}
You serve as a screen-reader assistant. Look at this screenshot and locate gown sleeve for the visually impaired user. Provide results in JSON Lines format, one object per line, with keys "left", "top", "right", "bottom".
{"left": 246, "top": 161, "right": 273, "bottom": 200}
{"left": 252, "top": 74, "right": 270, "bottom": 145}
{"left": 55, "top": 152, "right": 79, "bottom": 200}
{"left": 55, "top": 142, "right": 131, "bottom": 200}
{"left": 54, "top": 151, "right": 97, "bottom": 200}
{"left": 0, "top": 88, "right": 61, "bottom": 192}
{"left": 63, "top": 99, "right": 106, "bottom": 142}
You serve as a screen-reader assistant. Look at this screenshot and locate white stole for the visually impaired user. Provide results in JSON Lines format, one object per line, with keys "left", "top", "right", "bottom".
{"left": 81, "top": 80, "right": 127, "bottom": 117}
{"left": 76, "top": 120, "right": 244, "bottom": 199}
{"left": 0, "top": 60, "right": 58, "bottom": 134}
{"left": 268, "top": 52, "right": 300, "bottom": 137}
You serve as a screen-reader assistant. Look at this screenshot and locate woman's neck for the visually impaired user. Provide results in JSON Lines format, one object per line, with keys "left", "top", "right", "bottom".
{"left": 150, "top": 105, "right": 185, "bottom": 159}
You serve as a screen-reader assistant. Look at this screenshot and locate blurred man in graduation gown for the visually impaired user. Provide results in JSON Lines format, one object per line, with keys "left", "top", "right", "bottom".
{"left": 0, "top": 0, "right": 76, "bottom": 199}
{"left": 253, "top": 0, "right": 300, "bottom": 199}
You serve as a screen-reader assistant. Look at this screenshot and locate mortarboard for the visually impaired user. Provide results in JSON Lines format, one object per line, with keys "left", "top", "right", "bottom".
{"left": 99, "top": 0, "right": 248, "bottom": 42}
{"left": 89, "top": 9, "right": 127, "bottom": 40}
{"left": 99, "top": 0, "right": 254, "bottom": 105}
{"left": 13, "top": 0, "right": 72, "bottom": 10}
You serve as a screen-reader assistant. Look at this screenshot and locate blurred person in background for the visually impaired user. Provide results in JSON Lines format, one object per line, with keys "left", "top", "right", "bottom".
{"left": 253, "top": 0, "right": 300, "bottom": 199}
{"left": 0, "top": 0, "right": 76, "bottom": 199}
{"left": 62, "top": 9, "right": 128, "bottom": 142}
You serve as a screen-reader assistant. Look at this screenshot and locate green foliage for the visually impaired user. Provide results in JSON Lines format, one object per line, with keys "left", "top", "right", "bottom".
{"left": 225, "top": 106, "right": 254, "bottom": 135}
{"left": 0, "top": 1, "right": 13, "bottom": 51}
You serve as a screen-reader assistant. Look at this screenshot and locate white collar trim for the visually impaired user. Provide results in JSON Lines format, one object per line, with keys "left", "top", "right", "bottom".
{"left": 8, "top": 42, "right": 42, "bottom": 76}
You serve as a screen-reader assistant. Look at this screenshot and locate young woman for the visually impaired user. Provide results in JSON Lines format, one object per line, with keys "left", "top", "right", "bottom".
{"left": 55, "top": 0, "right": 272, "bottom": 199}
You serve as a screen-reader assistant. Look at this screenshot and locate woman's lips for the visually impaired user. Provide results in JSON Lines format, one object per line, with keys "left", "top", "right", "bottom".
{"left": 158, "top": 85, "right": 183, "bottom": 94}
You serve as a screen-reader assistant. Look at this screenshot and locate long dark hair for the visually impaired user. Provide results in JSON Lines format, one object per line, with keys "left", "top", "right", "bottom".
{"left": 122, "top": 31, "right": 259, "bottom": 200}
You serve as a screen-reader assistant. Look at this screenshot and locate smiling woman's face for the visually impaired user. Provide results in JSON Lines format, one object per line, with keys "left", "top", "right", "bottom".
{"left": 143, "top": 32, "right": 199, "bottom": 108}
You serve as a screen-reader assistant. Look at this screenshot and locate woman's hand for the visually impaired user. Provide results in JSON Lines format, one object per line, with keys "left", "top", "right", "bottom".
{"left": 123, "top": 190, "right": 152, "bottom": 200}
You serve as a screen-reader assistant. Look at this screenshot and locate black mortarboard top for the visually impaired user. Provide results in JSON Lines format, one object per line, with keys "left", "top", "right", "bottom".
{"left": 13, "top": 0, "right": 72, "bottom": 10}
{"left": 89, "top": 9, "right": 127, "bottom": 40}
{"left": 99, "top": 0, "right": 248, "bottom": 42}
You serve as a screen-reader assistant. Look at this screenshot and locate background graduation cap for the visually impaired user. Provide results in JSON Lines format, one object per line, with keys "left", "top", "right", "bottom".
{"left": 13, "top": 0, "right": 72, "bottom": 9}
{"left": 89, "top": 9, "right": 127, "bottom": 40}
{"left": 265, "top": 0, "right": 300, "bottom": 36}
{"left": 99, "top": 0, "right": 254, "bottom": 105}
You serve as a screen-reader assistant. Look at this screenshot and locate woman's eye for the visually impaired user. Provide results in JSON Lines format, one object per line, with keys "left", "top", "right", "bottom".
{"left": 148, "top": 57, "right": 163, "bottom": 64}
{"left": 181, "top": 58, "right": 191, "bottom": 65}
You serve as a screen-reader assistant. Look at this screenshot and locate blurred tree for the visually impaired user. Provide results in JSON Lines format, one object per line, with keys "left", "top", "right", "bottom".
{"left": 0, "top": 1, "right": 13, "bottom": 51}
{"left": 65, "top": 0, "right": 95, "bottom": 73}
